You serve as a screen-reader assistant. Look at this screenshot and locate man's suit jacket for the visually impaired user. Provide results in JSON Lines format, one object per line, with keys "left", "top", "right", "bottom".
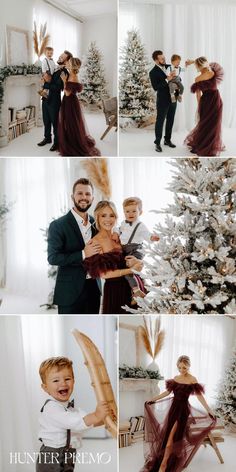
{"left": 149, "top": 64, "right": 171, "bottom": 107}
{"left": 43, "top": 68, "right": 68, "bottom": 108}
{"left": 47, "top": 211, "right": 98, "bottom": 306}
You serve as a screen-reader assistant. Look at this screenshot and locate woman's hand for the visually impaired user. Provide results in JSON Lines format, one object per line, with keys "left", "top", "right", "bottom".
{"left": 185, "top": 59, "right": 194, "bottom": 67}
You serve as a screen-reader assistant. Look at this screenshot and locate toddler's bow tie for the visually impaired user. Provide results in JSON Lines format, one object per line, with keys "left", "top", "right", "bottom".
{"left": 125, "top": 220, "right": 133, "bottom": 226}
{"left": 67, "top": 399, "right": 74, "bottom": 409}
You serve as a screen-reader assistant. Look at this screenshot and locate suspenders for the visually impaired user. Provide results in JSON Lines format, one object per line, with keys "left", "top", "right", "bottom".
{"left": 127, "top": 222, "right": 142, "bottom": 244}
{"left": 40, "top": 399, "right": 71, "bottom": 449}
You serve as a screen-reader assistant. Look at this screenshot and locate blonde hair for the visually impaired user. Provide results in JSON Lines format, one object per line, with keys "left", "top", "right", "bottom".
{"left": 39, "top": 357, "right": 74, "bottom": 384}
{"left": 195, "top": 56, "right": 209, "bottom": 69}
{"left": 123, "top": 197, "right": 143, "bottom": 212}
{"left": 177, "top": 355, "right": 190, "bottom": 367}
{"left": 69, "top": 57, "right": 82, "bottom": 74}
{"left": 94, "top": 200, "right": 118, "bottom": 231}
{"left": 171, "top": 54, "right": 181, "bottom": 62}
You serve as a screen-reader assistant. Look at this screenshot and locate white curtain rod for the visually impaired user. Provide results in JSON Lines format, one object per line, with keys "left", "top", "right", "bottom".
{"left": 43, "top": 0, "right": 84, "bottom": 23}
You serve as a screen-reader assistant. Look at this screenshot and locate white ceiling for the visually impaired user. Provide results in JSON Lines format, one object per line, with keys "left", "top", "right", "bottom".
{"left": 45, "top": 0, "right": 117, "bottom": 19}
{"left": 120, "top": 0, "right": 236, "bottom": 4}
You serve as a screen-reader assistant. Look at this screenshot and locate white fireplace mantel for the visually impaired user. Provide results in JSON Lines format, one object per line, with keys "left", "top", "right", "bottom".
{"left": 0, "top": 74, "right": 42, "bottom": 147}
{"left": 120, "top": 378, "right": 160, "bottom": 395}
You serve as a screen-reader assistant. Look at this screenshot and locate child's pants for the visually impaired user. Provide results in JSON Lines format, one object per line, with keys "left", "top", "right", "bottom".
{"left": 36, "top": 444, "right": 76, "bottom": 472}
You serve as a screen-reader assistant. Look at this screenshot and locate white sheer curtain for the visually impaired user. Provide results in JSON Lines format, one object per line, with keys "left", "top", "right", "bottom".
{"left": 108, "top": 157, "right": 174, "bottom": 230}
{"left": 157, "top": 316, "right": 236, "bottom": 408}
{"left": 119, "top": 1, "right": 236, "bottom": 130}
{"left": 0, "top": 315, "right": 63, "bottom": 472}
{"left": 33, "top": 0, "right": 82, "bottom": 60}
{"left": 4, "top": 158, "right": 71, "bottom": 298}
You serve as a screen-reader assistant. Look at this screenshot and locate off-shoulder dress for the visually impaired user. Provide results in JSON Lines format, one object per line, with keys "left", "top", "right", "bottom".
{"left": 58, "top": 81, "right": 101, "bottom": 157}
{"left": 184, "top": 63, "right": 224, "bottom": 156}
{"left": 141, "top": 379, "right": 216, "bottom": 472}
{"left": 84, "top": 249, "right": 145, "bottom": 314}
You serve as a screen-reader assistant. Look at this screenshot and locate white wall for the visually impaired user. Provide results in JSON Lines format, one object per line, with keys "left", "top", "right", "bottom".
{"left": 0, "top": 0, "right": 33, "bottom": 66}
{"left": 82, "top": 14, "right": 117, "bottom": 96}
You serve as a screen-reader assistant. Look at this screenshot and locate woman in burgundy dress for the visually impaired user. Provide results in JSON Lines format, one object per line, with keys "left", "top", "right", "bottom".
{"left": 84, "top": 201, "right": 144, "bottom": 314}
{"left": 58, "top": 57, "right": 101, "bottom": 156}
{"left": 185, "top": 56, "right": 224, "bottom": 156}
{"left": 141, "top": 355, "right": 216, "bottom": 472}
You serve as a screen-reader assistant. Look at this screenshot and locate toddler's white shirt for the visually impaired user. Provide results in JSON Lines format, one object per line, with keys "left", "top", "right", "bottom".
{"left": 42, "top": 57, "right": 58, "bottom": 75}
{"left": 38, "top": 397, "right": 90, "bottom": 448}
{"left": 119, "top": 219, "right": 151, "bottom": 245}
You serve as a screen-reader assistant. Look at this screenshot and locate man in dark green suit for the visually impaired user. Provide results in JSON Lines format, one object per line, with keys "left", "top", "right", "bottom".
{"left": 47, "top": 178, "right": 101, "bottom": 314}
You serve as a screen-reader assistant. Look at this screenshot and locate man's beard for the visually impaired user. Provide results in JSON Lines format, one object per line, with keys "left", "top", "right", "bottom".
{"left": 57, "top": 60, "right": 66, "bottom": 66}
{"left": 73, "top": 200, "right": 92, "bottom": 213}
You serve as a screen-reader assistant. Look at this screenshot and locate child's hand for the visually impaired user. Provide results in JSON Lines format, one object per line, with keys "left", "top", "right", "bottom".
{"left": 43, "top": 72, "right": 52, "bottom": 82}
{"left": 111, "top": 232, "right": 120, "bottom": 243}
{"left": 150, "top": 234, "right": 160, "bottom": 242}
{"left": 95, "top": 401, "right": 110, "bottom": 421}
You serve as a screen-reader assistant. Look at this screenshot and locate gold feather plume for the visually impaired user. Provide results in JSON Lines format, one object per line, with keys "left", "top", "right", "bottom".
{"left": 39, "top": 35, "right": 50, "bottom": 57}
{"left": 33, "top": 22, "right": 50, "bottom": 58}
{"left": 82, "top": 158, "right": 111, "bottom": 199}
{"left": 140, "top": 316, "right": 165, "bottom": 360}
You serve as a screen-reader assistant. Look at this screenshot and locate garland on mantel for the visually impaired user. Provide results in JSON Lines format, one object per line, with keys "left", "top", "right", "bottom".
{"left": 119, "top": 364, "right": 163, "bottom": 380}
{"left": 0, "top": 64, "right": 42, "bottom": 118}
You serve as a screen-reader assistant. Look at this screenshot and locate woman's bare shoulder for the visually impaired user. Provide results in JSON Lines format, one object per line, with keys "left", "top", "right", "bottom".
{"left": 189, "top": 375, "right": 198, "bottom": 383}
{"left": 195, "top": 71, "right": 214, "bottom": 82}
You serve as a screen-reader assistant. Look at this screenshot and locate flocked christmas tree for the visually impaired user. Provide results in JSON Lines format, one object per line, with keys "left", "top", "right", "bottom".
{"left": 132, "top": 158, "right": 236, "bottom": 315}
{"left": 216, "top": 347, "right": 236, "bottom": 432}
{"left": 119, "top": 29, "right": 155, "bottom": 121}
{"left": 80, "top": 41, "right": 109, "bottom": 106}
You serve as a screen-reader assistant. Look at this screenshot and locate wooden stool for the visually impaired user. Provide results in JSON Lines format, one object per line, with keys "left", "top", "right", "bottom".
{"left": 184, "top": 422, "right": 224, "bottom": 468}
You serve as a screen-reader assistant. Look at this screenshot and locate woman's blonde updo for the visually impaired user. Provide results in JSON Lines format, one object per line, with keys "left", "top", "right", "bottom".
{"left": 69, "top": 57, "right": 82, "bottom": 74}
{"left": 195, "top": 56, "right": 209, "bottom": 70}
{"left": 94, "top": 200, "right": 118, "bottom": 231}
{"left": 177, "top": 355, "right": 191, "bottom": 367}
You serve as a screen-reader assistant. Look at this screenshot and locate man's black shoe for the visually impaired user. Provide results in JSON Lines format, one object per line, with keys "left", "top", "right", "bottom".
{"left": 50, "top": 144, "right": 58, "bottom": 152}
{"left": 164, "top": 140, "right": 176, "bottom": 148}
{"left": 37, "top": 138, "right": 52, "bottom": 146}
{"left": 155, "top": 144, "right": 162, "bottom": 152}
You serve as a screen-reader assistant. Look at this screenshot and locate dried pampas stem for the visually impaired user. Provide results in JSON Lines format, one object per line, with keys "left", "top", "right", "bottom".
{"left": 33, "top": 22, "right": 50, "bottom": 58}
{"left": 82, "top": 158, "right": 111, "bottom": 199}
{"left": 140, "top": 316, "right": 165, "bottom": 360}
{"left": 39, "top": 34, "right": 50, "bottom": 57}
{"left": 153, "top": 330, "right": 165, "bottom": 359}
{"left": 138, "top": 325, "right": 153, "bottom": 358}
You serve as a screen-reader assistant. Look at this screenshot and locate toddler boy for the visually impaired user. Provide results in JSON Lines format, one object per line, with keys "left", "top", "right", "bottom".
{"left": 166, "top": 54, "right": 185, "bottom": 103}
{"left": 36, "top": 356, "right": 109, "bottom": 471}
{"left": 117, "top": 197, "right": 159, "bottom": 305}
{"left": 38, "top": 47, "right": 58, "bottom": 99}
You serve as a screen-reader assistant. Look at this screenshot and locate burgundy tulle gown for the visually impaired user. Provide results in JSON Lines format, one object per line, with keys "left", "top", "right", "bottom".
{"left": 185, "top": 63, "right": 224, "bottom": 156}
{"left": 84, "top": 249, "right": 144, "bottom": 314}
{"left": 58, "top": 81, "right": 101, "bottom": 157}
{"left": 141, "top": 379, "right": 216, "bottom": 472}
